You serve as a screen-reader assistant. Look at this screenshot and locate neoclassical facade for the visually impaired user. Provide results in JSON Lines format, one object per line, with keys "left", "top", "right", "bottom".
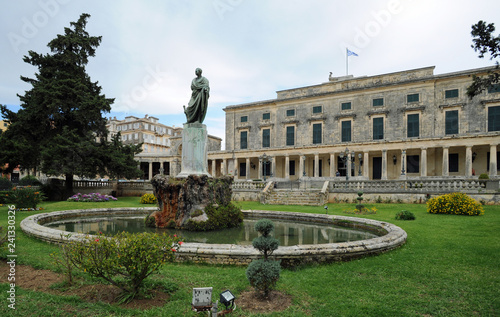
{"left": 107, "top": 115, "right": 221, "bottom": 179}
{"left": 208, "top": 66, "right": 500, "bottom": 181}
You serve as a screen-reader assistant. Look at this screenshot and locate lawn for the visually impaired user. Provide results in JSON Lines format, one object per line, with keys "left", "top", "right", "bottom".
{"left": 0, "top": 198, "right": 499, "bottom": 316}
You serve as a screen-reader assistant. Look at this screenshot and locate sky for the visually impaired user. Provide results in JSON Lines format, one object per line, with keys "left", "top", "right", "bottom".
{"left": 1, "top": 0, "right": 499, "bottom": 149}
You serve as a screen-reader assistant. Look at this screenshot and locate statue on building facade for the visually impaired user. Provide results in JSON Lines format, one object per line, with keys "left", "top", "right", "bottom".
{"left": 183, "top": 68, "right": 210, "bottom": 124}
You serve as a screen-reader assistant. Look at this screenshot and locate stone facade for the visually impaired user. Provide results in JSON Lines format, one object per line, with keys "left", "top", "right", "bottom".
{"left": 106, "top": 115, "right": 222, "bottom": 180}
{"left": 207, "top": 66, "right": 500, "bottom": 182}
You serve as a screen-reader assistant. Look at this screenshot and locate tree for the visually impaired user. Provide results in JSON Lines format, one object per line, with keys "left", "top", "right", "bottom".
{"left": 0, "top": 13, "right": 141, "bottom": 196}
{"left": 467, "top": 20, "right": 500, "bottom": 98}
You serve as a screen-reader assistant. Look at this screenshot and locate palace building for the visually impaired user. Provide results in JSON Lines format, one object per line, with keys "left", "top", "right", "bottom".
{"left": 107, "top": 115, "right": 221, "bottom": 179}
{"left": 209, "top": 65, "right": 500, "bottom": 181}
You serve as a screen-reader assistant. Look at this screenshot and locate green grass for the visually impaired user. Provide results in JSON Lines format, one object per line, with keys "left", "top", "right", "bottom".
{"left": 1, "top": 198, "right": 499, "bottom": 316}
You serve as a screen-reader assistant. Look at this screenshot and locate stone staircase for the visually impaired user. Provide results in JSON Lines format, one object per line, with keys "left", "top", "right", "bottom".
{"left": 260, "top": 181, "right": 329, "bottom": 206}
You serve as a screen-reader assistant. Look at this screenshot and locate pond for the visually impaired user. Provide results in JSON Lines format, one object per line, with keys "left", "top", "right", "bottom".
{"left": 44, "top": 214, "right": 379, "bottom": 246}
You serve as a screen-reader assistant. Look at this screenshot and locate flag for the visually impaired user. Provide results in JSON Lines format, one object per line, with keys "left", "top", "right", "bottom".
{"left": 347, "top": 48, "right": 358, "bottom": 57}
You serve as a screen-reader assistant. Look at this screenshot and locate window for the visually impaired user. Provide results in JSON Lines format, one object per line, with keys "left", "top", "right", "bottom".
{"left": 445, "top": 110, "right": 459, "bottom": 134}
{"left": 262, "top": 129, "right": 270, "bottom": 148}
{"left": 312, "top": 105, "right": 322, "bottom": 114}
{"left": 286, "top": 109, "right": 295, "bottom": 117}
{"left": 449, "top": 153, "right": 459, "bottom": 173}
{"left": 289, "top": 160, "right": 296, "bottom": 176}
{"left": 407, "top": 114, "right": 419, "bottom": 138}
{"left": 240, "top": 116, "right": 248, "bottom": 123}
{"left": 407, "top": 93, "right": 419, "bottom": 103}
{"left": 240, "top": 131, "right": 248, "bottom": 149}
{"left": 488, "top": 84, "right": 500, "bottom": 93}
{"left": 488, "top": 106, "right": 500, "bottom": 131}
{"left": 407, "top": 155, "right": 420, "bottom": 173}
{"left": 445, "top": 89, "right": 459, "bottom": 99}
{"left": 373, "top": 98, "right": 384, "bottom": 107}
{"left": 341, "top": 102, "right": 351, "bottom": 110}
{"left": 373, "top": 117, "right": 384, "bottom": 140}
{"left": 341, "top": 121, "right": 351, "bottom": 142}
{"left": 286, "top": 126, "right": 295, "bottom": 146}
{"left": 263, "top": 113, "right": 270, "bottom": 120}
{"left": 312, "top": 123, "right": 322, "bottom": 144}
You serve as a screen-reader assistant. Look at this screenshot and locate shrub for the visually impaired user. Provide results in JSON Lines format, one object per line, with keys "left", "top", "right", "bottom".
{"left": 427, "top": 192, "right": 484, "bottom": 216}
{"left": 67, "top": 192, "right": 117, "bottom": 202}
{"left": 0, "top": 191, "right": 10, "bottom": 205}
{"left": 184, "top": 202, "right": 243, "bottom": 231}
{"left": 0, "top": 177, "right": 12, "bottom": 190}
{"left": 246, "top": 219, "right": 280, "bottom": 298}
{"left": 246, "top": 260, "right": 281, "bottom": 298}
{"left": 395, "top": 210, "right": 416, "bottom": 220}
{"left": 19, "top": 175, "right": 41, "bottom": 186}
{"left": 66, "top": 232, "right": 183, "bottom": 303}
{"left": 7, "top": 186, "right": 46, "bottom": 209}
{"left": 478, "top": 173, "right": 489, "bottom": 180}
{"left": 140, "top": 193, "right": 157, "bottom": 204}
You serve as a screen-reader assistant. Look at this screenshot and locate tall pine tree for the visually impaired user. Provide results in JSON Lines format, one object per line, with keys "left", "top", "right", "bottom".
{"left": 0, "top": 13, "right": 141, "bottom": 196}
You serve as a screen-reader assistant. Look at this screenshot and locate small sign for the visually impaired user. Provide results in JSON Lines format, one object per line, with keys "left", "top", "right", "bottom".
{"left": 192, "top": 287, "right": 212, "bottom": 307}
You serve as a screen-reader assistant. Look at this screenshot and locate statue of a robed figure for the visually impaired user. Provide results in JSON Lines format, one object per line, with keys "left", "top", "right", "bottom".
{"left": 177, "top": 68, "right": 211, "bottom": 178}
{"left": 183, "top": 68, "right": 209, "bottom": 124}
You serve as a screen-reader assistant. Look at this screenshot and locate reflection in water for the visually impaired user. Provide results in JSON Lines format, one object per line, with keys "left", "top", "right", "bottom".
{"left": 45, "top": 215, "right": 379, "bottom": 246}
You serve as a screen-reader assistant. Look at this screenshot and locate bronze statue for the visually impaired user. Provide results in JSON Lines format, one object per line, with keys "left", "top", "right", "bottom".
{"left": 184, "top": 68, "right": 210, "bottom": 124}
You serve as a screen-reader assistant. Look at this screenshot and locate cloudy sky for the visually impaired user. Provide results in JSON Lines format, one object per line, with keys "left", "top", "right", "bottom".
{"left": 1, "top": 0, "right": 499, "bottom": 148}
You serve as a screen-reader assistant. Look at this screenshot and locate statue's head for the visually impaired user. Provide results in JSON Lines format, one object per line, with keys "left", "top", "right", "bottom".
{"left": 195, "top": 68, "right": 202, "bottom": 76}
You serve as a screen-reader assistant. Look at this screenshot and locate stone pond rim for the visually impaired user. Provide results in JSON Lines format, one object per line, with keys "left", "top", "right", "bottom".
{"left": 20, "top": 208, "right": 407, "bottom": 268}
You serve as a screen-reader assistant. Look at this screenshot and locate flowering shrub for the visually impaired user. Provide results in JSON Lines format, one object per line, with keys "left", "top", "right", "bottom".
{"left": 67, "top": 192, "right": 117, "bottom": 202}
{"left": 427, "top": 192, "right": 484, "bottom": 216}
{"left": 344, "top": 207, "right": 377, "bottom": 215}
{"left": 7, "top": 186, "right": 46, "bottom": 209}
{"left": 66, "top": 232, "right": 183, "bottom": 302}
{"left": 140, "top": 193, "right": 157, "bottom": 204}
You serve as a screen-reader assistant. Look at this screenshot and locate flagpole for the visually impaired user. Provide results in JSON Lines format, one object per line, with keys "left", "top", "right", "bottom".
{"left": 346, "top": 48, "right": 348, "bottom": 76}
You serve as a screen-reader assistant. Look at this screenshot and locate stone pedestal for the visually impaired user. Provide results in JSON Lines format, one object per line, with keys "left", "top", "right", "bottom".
{"left": 177, "top": 123, "right": 211, "bottom": 178}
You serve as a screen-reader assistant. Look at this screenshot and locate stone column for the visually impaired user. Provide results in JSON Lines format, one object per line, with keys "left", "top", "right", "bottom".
{"left": 222, "top": 159, "right": 227, "bottom": 176}
{"left": 401, "top": 150, "right": 406, "bottom": 176}
{"left": 246, "top": 158, "right": 251, "bottom": 180}
{"left": 346, "top": 152, "right": 352, "bottom": 177}
{"left": 148, "top": 162, "right": 153, "bottom": 180}
{"left": 382, "top": 149, "right": 388, "bottom": 180}
{"left": 442, "top": 147, "right": 449, "bottom": 176}
{"left": 421, "top": 148, "right": 427, "bottom": 177}
{"left": 285, "top": 155, "right": 290, "bottom": 180}
{"left": 271, "top": 156, "right": 276, "bottom": 178}
{"left": 314, "top": 153, "right": 319, "bottom": 178}
{"left": 363, "top": 152, "right": 369, "bottom": 178}
{"left": 211, "top": 160, "right": 217, "bottom": 177}
{"left": 299, "top": 155, "right": 305, "bottom": 177}
{"left": 465, "top": 146, "right": 473, "bottom": 177}
{"left": 330, "top": 153, "right": 336, "bottom": 177}
{"left": 258, "top": 158, "right": 263, "bottom": 180}
{"left": 490, "top": 144, "right": 498, "bottom": 178}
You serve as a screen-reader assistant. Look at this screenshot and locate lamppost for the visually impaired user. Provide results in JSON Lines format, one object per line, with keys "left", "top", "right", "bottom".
{"left": 339, "top": 148, "right": 350, "bottom": 188}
